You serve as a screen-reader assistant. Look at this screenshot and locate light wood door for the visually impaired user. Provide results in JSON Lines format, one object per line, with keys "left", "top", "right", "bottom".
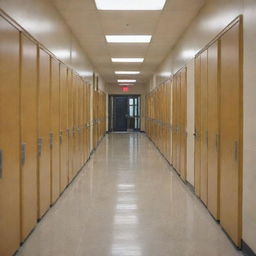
{"left": 67, "top": 69, "right": 73, "bottom": 182}
{"left": 60, "top": 64, "right": 68, "bottom": 192}
{"left": 78, "top": 79, "right": 83, "bottom": 167}
{"left": 83, "top": 83, "right": 88, "bottom": 163}
{"left": 87, "top": 84, "right": 91, "bottom": 157}
{"left": 194, "top": 55, "right": 201, "bottom": 196}
{"left": 176, "top": 73, "right": 181, "bottom": 174}
{"left": 207, "top": 41, "right": 220, "bottom": 220}
{"left": 0, "top": 17, "right": 20, "bottom": 256}
{"left": 50, "top": 58, "right": 60, "bottom": 203}
{"left": 219, "top": 21, "right": 242, "bottom": 247}
{"left": 172, "top": 76, "right": 177, "bottom": 168}
{"left": 73, "top": 75, "right": 79, "bottom": 175}
{"left": 200, "top": 50, "right": 208, "bottom": 205}
{"left": 180, "top": 68, "right": 187, "bottom": 181}
{"left": 20, "top": 34, "right": 38, "bottom": 240}
{"left": 169, "top": 80, "right": 173, "bottom": 164}
{"left": 38, "top": 49, "right": 51, "bottom": 218}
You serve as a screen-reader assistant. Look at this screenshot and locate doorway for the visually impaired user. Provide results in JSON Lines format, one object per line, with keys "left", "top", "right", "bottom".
{"left": 109, "top": 95, "right": 141, "bottom": 132}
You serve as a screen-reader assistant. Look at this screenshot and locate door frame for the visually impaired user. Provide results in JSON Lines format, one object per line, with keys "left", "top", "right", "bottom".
{"left": 108, "top": 94, "right": 141, "bottom": 132}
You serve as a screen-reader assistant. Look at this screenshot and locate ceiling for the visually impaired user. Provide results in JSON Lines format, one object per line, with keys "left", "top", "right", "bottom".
{"left": 52, "top": 0, "right": 205, "bottom": 86}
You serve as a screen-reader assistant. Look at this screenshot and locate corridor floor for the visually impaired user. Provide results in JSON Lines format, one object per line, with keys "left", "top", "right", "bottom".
{"left": 17, "top": 133, "right": 242, "bottom": 256}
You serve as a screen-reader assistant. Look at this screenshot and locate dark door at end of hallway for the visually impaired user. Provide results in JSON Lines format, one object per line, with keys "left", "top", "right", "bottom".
{"left": 109, "top": 95, "right": 141, "bottom": 132}
{"left": 113, "top": 96, "right": 128, "bottom": 131}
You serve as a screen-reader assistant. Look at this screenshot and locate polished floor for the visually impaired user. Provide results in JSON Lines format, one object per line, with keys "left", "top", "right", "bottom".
{"left": 17, "top": 133, "right": 242, "bottom": 256}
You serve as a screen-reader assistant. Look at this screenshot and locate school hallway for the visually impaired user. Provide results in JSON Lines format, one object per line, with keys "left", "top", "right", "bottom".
{"left": 17, "top": 133, "right": 241, "bottom": 256}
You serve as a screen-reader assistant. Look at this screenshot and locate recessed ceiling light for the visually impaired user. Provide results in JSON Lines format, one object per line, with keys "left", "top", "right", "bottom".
{"left": 106, "top": 35, "right": 152, "bottom": 43}
{"left": 115, "top": 71, "right": 140, "bottom": 75}
{"left": 95, "top": 0, "right": 166, "bottom": 10}
{"left": 112, "top": 58, "right": 144, "bottom": 63}
{"left": 118, "top": 79, "right": 136, "bottom": 83}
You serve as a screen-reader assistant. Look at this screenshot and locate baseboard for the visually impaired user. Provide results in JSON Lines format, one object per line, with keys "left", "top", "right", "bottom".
{"left": 187, "top": 182, "right": 195, "bottom": 193}
{"left": 242, "top": 240, "right": 256, "bottom": 256}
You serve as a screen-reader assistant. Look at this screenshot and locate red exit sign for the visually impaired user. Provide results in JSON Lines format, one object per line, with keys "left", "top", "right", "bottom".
{"left": 122, "top": 86, "right": 129, "bottom": 92}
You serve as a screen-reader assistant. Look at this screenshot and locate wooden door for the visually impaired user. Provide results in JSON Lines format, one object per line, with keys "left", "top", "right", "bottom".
{"left": 20, "top": 34, "right": 38, "bottom": 240}
{"left": 38, "top": 49, "right": 51, "bottom": 218}
{"left": 78, "top": 79, "right": 84, "bottom": 167}
{"left": 176, "top": 73, "right": 181, "bottom": 174}
{"left": 194, "top": 55, "right": 201, "bottom": 196}
{"left": 200, "top": 50, "right": 208, "bottom": 205}
{"left": 207, "top": 41, "right": 220, "bottom": 220}
{"left": 73, "top": 75, "right": 79, "bottom": 175}
{"left": 83, "top": 82, "right": 88, "bottom": 162}
{"left": 180, "top": 68, "right": 187, "bottom": 181}
{"left": 60, "top": 64, "right": 68, "bottom": 192}
{"left": 50, "top": 58, "right": 60, "bottom": 203}
{"left": 172, "top": 76, "right": 177, "bottom": 168}
{"left": 87, "top": 84, "right": 91, "bottom": 156}
{"left": 67, "top": 69, "right": 73, "bottom": 182}
{"left": 219, "top": 21, "right": 242, "bottom": 247}
{"left": 0, "top": 17, "right": 20, "bottom": 256}
{"left": 169, "top": 79, "right": 173, "bottom": 164}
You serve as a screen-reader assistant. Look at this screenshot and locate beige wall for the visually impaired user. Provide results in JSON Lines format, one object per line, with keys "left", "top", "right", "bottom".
{"left": 0, "top": 0, "right": 106, "bottom": 87}
{"left": 147, "top": 0, "right": 256, "bottom": 251}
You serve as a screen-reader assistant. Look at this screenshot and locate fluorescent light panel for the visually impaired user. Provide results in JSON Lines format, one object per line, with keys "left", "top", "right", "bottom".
{"left": 95, "top": 0, "right": 166, "bottom": 10}
{"left": 118, "top": 79, "right": 136, "bottom": 83}
{"left": 112, "top": 58, "right": 144, "bottom": 63}
{"left": 115, "top": 71, "right": 140, "bottom": 75}
{"left": 106, "top": 35, "right": 151, "bottom": 43}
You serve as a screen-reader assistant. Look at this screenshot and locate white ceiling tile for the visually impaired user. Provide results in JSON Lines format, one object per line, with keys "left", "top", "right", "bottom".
{"left": 99, "top": 11, "right": 161, "bottom": 34}
{"left": 164, "top": 0, "right": 205, "bottom": 11}
{"left": 53, "top": 0, "right": 206, "bottom": 83}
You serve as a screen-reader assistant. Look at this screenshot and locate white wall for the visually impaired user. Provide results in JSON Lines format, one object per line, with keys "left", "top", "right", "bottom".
{"left": 147, "top": 0, "right": 256, "bottom": 251}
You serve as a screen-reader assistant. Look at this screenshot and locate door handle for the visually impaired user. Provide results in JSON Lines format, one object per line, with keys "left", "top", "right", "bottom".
{"left": 38, "top": 137, "right": 43, "bottom": 156}
{"left": 193, "top": 129, "right": 199, "bottom": 137}
{"left": 49, "top": 133, "right": 53, "bottom": 148}
{"left": 59, "top": 131, "right": 63, "bottom": 144}
{"left": 21, "top": 143, "right": 26, "bottom": 166}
